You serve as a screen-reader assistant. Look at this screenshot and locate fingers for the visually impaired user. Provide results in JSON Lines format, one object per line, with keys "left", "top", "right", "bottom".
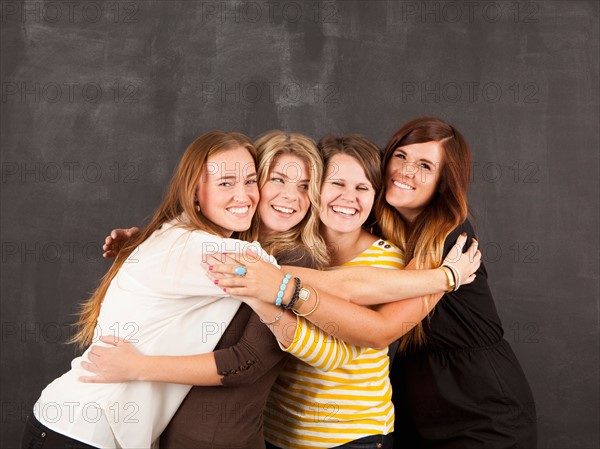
{"left": 454, "top": 232, "right": 468, "bottom": 250}
{"left": 79, "top": 375, "right": 101, "bottom": 383}
{"left": 99, "top": 335, "right": 124, "bottom": 346}
{"left": 208, "top": 263, "right": 245, "bottom": 276}
{"left": 80, "top": 360, "right": 98, "bottom": 374}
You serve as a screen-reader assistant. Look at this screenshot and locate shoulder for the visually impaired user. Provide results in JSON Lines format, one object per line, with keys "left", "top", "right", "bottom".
{"left": 442, "top": 219, "right": 477, "bottom": 256}
{"left": 348, "top": 239, "right": 405, "bottom": 269}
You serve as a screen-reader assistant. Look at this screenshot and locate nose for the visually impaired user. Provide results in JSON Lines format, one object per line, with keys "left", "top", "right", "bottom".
{"left": 233, "top": 183, "right": 250, "bottom": 203}
{"left": 339, "top": 185, "right": 356, "bottom": 202}
{"left": 281, "top": 183, "right": 298, "bottom": 201}
{"left": 402, "top": 161, "right": 418, "bottom": 179}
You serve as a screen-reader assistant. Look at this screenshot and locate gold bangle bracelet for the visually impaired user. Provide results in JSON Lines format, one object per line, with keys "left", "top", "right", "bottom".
{"left": 439, "top": 266, "right": 455, "bottom": 292}
{"left": 295, "top": 286, "right": 320, "bottom": 317}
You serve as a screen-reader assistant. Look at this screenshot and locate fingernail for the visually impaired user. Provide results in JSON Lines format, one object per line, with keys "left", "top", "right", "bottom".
{"left": 214, "top": 279, "right": 219, "bottom": 285}
{"left": 223, "top": 287, "right": 227, "bottom": 292}
{"left": 461, "top": 232, "right": 467, "bottom": 236}
{"left": 208, "top": 266, "right": 214, "bottom": 271}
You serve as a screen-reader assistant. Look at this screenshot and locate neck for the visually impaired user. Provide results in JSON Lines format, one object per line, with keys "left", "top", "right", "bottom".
{"left": 321, "top": 225, "right": 374, "bottom": 266}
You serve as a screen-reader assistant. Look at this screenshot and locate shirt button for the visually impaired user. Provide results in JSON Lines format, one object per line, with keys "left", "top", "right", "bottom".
{"left": 378, "top": 240, "right": 384, "bottom": 245}
{"left": 41, "top": 432, "right": 46, "bottom": 438}
{"left": 384, "top": 244, "right": 391, "bottom": 249}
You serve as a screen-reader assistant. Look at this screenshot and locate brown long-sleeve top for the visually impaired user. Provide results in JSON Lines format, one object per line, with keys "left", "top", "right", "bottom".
{"left": 160, "top": 248, "right": 315, "bottom": 449}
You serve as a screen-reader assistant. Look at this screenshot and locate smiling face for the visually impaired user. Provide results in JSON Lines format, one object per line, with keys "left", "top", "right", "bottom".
{"left": 258, "top": 153, "right": 311, "bottom": 234}
{"left": 196, "top": 146, "right": 259, "bottom": 237}
{"left": 319, "top": 153, "right": 375, "bottom": 235}
{"left": 385, "top": 141, "right": 444, "bottom": 222}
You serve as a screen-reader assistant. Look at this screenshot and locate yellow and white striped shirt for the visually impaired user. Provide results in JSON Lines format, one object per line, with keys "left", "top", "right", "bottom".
{"left": 264, "top": 239, "right": 405, "bottom": 449}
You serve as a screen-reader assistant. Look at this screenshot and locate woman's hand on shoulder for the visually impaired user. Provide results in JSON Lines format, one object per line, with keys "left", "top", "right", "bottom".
{"left": 102, "top": 227, "right": 139, "bottom": 258}
{"left": 443, "top": 233, "right": 481, "bottom": 287}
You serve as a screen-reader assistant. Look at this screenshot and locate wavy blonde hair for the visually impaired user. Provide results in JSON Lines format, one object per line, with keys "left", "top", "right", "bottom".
{"left": 240, "top": 130, "right": 329, "bottom": 269}
{"left": 375, "top": 117, "right": 471, "bottom": 351}
{"left": 71, "top": 131, "right": 257, "bottom": 347}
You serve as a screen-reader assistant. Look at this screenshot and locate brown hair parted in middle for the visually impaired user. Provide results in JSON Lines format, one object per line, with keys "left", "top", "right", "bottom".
{"left": 318, "top": 134, "right": 383, "bottom": 193}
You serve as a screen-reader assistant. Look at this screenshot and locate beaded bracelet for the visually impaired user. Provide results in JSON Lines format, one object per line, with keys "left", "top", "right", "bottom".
{"left": 284, "top": 277, "right": 302, "bottom": 310}
{"left": 275, "top": 274, "right": 292, "bottom": 306}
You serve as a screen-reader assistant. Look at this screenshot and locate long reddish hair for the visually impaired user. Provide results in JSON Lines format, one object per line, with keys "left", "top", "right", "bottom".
{"left": 71, "top": 131, "right": 256, "bottom": 347}
{"left": 375, "top": 117, "right": 471, "bottom": 350}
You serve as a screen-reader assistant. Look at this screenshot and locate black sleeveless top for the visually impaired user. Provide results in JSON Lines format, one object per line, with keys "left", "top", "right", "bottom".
{"left": 391, "top": 220, "right": 537, "bottom": 449}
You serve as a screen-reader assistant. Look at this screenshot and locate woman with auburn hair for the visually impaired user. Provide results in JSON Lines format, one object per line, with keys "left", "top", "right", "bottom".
{"left": 209, "top": 118, "right": 533, "bottom": 448}
{"left": 379, "top": 117, "right": 536, "bottom": 448}
{"left": 22, "top": 131, "right": 277, "bottom": 449}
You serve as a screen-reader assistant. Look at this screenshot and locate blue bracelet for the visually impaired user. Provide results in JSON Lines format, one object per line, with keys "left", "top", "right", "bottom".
{"left": 276, "top": 274, "right": 292, "bottom": 306}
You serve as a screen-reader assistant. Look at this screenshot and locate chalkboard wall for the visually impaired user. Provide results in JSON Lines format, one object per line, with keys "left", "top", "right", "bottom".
{"left": 1, "top": 1, "right": 598, "bottom": 447}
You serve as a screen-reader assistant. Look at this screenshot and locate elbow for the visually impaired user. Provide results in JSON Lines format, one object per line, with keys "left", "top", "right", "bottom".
{"left": 363, "top": 334, "right": 398, "bottom": 351}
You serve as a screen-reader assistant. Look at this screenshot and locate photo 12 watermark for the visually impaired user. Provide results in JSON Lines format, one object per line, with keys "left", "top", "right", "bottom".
{"left": 391, "top": 1, "right": 542, "bottom": 24}
{"left": 1, "top": 161, "right": 139, "bottom": 184}
{"left": 1, "top": 81, "right": 140, "bottom": 104}
{"left": 0, "top": 1, "right": 140, "bottom": 24}
{"left": 196, "top": 1, "right": 339, "bottom": 24}
{"left": 400, "top": 81, "right": 541, "bottom": 104}
{"left": 200, "top": 81, "right": 342, "bottom": 105}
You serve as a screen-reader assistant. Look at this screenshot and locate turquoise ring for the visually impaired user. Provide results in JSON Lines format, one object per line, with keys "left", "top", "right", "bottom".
{"left": 234, "top": 266, "right": 247, "bottom": 277}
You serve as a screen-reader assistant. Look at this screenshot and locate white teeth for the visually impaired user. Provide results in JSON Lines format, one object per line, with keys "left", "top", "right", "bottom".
{"left": 332, "top": 206, "right": 357, "bottom": 215}
{"left": 227, "top": 207, "right": 249, "bottom": 215}
{"left": 393, "top": 180, "right": 415, "bottom": 190}
{"left": 273, "top": 205, "right": 294, "bottom": 214}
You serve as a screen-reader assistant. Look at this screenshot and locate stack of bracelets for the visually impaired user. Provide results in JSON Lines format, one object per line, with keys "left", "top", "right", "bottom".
{"left": 262, "top": 263, "right": 461, "bottom": 325}
{"left": 440, "top": 262, "right": 462, "bottom": 292}
{"left": 260, "top": 274, "right": 320, "bottom": 325}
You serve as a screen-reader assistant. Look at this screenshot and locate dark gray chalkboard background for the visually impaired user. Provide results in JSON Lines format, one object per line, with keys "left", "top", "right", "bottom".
{"left": 1, "top": 1, "right": 598, "bottom": 447}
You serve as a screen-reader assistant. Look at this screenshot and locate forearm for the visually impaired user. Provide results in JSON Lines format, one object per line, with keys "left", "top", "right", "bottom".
{"left": 136, "top": 353, "right": 222, "bottom": 386}
{"left": 283, "top": 265, "right": 447, "bottom": 305}
{"left": 242, "top": 299, "right": 298, "bottom": 348}
{"left": 284, "top": 288, "right": 443, "bottom": 349}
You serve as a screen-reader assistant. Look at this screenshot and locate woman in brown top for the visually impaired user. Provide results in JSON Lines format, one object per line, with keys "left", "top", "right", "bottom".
{"left": 88, "top": 131, "right": 329, "bottom": 449}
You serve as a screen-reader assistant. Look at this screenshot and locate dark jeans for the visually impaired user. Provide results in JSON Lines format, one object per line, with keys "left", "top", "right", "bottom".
{"left": 266, "top": 433, "right": 394, "bottom": 449}
{"left": 21, "top": 414, "right": 99, "bottom": 449}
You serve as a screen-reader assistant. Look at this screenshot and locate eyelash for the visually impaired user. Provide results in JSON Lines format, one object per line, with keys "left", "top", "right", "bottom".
{"left": 394, "top": 153, "right": 431, "bottom": 170}
{"left": 331, "top": 181, "right": 370, "bottom": 191}
{"left": 219, "top": 179, "right": 257, "bottom": 187}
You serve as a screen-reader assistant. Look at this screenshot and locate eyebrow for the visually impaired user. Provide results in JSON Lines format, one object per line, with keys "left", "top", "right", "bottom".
{"left": 272, "top": 170, "right": 310, "bottom": 183}
{"left": 395, "top": 149, "right": 435, "bottom": 166}
{"left": 218, "top": 172, "right": 257, "bottom": 181}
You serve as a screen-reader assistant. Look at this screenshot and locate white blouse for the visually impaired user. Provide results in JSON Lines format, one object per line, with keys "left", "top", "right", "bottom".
{"left": 34, "top": 218, "right": 276, "bottom": 448}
